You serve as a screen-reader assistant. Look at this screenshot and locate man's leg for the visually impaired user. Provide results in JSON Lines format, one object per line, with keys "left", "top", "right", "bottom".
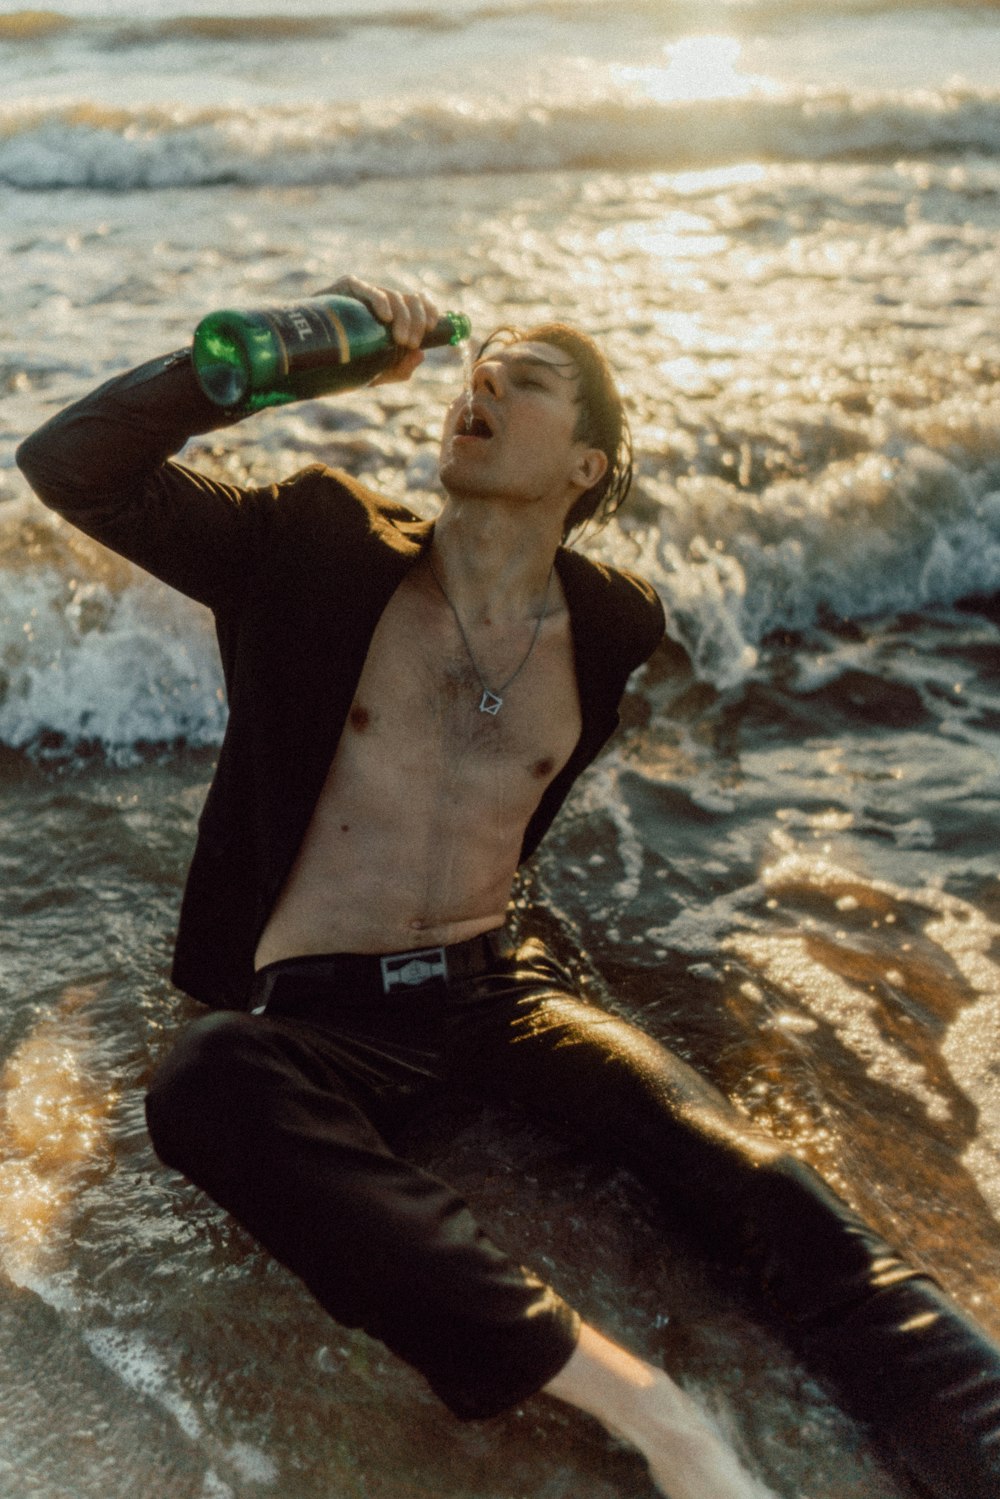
{"left": 145, "top": 1008, "right": 579, "bottom": 1419}
{"left": 147, "top": 1001, "right": 777, "bottom": 1499}
{"left": 452, "top": 940, "right": 1000, "bottom": 1499}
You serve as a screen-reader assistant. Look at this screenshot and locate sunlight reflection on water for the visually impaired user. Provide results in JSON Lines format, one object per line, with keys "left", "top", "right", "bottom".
{"left": 0, "top": 984, "right": 113, "bottom": 1284}
{"left": 617, "top": 35, "right": 781, "bottom": 106}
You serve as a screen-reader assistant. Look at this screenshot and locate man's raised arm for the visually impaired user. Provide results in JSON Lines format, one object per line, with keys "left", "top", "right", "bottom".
{"left": 15, "top": 277, "right": 438, "bottom": 613}
{"left": 16, "top": 346, "right": 275, "bottom": 613}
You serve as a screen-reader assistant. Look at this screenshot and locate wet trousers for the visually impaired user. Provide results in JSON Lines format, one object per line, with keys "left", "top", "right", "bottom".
{"left": 145, "top": 936, "right": 1000, "bottom": 1499}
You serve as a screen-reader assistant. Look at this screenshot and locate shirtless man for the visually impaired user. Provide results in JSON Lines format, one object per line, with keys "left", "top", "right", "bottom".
{"left": 16, "top": 278, "right": 1000, "bottom": 1499}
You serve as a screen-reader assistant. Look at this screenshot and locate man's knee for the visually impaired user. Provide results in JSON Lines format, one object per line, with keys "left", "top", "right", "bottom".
{"left": 145, "top": 1010, "right": 261, "bottom": 1169}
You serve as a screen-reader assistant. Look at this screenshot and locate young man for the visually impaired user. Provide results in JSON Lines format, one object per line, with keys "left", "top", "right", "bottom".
{"left": 16, "top": 278, "right": 1000, "bottom": 1499}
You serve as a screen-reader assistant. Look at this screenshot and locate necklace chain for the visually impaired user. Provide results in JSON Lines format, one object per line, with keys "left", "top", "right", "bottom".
{"left": 427, "top": 555, "right": 553, "bottom": 715}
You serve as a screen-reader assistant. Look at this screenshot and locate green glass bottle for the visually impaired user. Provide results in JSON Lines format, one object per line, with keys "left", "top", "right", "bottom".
{"left": 191, "top": 295, "right": 471, "bottom": 415}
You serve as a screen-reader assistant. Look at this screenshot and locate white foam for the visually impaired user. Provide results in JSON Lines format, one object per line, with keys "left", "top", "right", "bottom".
{"left": 716, "top": 851, "right": 1000, "bottom": 1206}
{"left": 572, "top": 756, "right": 647, "bottom": 905}
{"left": 7, "top": 413, "right": 1000, "bottom": 756}
{"left": 225, "top": 1442, "right": 279, "bottom": 1484}
{"left": 726, "top": 926, "right": 952, "bottom": 1120}
{"left": 0, "top": 518, "right": 226, "bottom": 759}
{"left": 596, "top": 433, "right": 1000, "bottom": 691}
{"left": 930, "top": 893, "right": 1000, "bottom": 1218}
{"left": 201, "top": 1475, "right": 234, "bottom": 1499}
{"left": 83, "top": 1326, "right": 203, "bottom": 1439}
{"left": 3, "top": 85, "right": 1000, "bottom": 192}
{"left": 81, "top": 1326, "right": 280, "bottom": 1488}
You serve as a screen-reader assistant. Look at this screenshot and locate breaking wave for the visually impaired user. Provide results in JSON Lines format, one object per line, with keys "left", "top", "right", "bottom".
{"left": 2, "top": 0, "right": 998, "bottom": 50}
{"left": 5, "top": 427, "right": 1000, "bottom": 755}
{"left": 3, "top": 85, "right": 1000, "bottom": 192}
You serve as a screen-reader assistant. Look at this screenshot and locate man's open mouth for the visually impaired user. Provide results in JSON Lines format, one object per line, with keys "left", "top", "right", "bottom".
{"left": 458, "top": 407, "right": 494, "bottom": 439}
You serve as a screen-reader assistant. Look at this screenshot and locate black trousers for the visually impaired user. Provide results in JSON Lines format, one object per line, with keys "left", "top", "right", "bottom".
{"left": 145, "top": 936, "right": 1000, "bottom": 1499}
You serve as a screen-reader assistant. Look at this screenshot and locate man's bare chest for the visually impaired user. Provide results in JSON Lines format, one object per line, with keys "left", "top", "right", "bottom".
{"left": 338, "top": 574, "right": 582, "bottom": 796}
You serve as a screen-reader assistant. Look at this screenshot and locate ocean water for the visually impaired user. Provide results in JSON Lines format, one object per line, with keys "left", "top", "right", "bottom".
{"left": 2, "top": 1, "right": 1000, "bottom": 1495}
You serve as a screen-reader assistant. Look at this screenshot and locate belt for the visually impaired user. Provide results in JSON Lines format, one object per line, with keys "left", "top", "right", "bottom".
{"left": 250, "top": 927, "right": 511, "bottom": 1012}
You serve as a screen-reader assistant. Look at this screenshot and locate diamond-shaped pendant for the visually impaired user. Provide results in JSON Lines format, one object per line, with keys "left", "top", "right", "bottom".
{"left": 479, "top": 689, "right": 503, "bottom": 715}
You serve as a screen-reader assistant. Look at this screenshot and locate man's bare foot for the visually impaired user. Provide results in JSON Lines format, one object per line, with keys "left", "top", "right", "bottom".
{"left": 614, "top": 1365, "right": 775, "bottom": 1499}
{"left": 544, "top": 1322, "right": 775, "bottom": 1499}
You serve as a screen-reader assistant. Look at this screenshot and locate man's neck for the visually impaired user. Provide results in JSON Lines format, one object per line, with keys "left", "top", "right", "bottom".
{"left": 430, "top": 498, "right": 564, "bottom": 623}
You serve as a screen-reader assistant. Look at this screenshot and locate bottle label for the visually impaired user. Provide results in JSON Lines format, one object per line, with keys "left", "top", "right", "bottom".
{"left": 261, "top": 303, "right": 350, "bottom": 377}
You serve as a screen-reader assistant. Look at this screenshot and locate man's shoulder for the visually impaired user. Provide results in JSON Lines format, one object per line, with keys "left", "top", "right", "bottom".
{"left": 264, "top": 465, "right": 432, "bottom": 568}
{"left": 273, "top": 463, "right": 424, "bottom": 531}
{"left": 560, "top": 546, "right": 662, "bottom": 609}
{"left": 558, "top": 546, "right": 665, "bottom": 662}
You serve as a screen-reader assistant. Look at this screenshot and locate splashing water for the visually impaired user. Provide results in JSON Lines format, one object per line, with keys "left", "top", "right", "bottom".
{"left": 461, "top": 334, "right": 475, "bottom": 428}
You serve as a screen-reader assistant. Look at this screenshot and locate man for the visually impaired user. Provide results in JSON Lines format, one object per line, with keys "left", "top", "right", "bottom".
{"left": 16, "top": 277, "right": 1000, "bottom": 1499}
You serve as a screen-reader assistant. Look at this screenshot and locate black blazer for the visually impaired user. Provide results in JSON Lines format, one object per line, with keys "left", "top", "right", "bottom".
{"left": 17, "top": 351, "right": 665, "bottom": 1007}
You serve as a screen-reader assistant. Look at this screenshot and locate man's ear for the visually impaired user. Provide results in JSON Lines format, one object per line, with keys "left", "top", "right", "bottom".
{"left": 572, "top": 446, "right": 608, "bottom": 492}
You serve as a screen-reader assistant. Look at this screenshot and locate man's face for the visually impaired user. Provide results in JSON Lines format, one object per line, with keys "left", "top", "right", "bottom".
{"left": 438, "top": 340, "right": 604, "bottom": 517}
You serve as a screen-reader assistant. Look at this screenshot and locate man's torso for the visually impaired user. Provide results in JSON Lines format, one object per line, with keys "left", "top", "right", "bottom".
{"left": 254, "top": 559, "right": 581, "bottom": 965}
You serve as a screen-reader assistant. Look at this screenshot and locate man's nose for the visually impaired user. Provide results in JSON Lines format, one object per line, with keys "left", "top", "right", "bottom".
{"left": 471, "top": 360, "right": 503, "bottom": 399}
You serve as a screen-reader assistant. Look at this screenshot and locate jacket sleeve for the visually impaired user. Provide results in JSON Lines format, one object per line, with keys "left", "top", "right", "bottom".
{"left": 15, "top": 349, "right": 277, "bottom": 612}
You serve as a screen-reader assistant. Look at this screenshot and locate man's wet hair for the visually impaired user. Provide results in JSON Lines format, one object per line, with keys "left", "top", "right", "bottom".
{"left": 475, "top": 322, "right": 633, "bottom": 540}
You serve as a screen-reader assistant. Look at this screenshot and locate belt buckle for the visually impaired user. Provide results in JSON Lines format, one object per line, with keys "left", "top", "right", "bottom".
{"left": 380, "top": 946, "right": 448, "bottom": 994}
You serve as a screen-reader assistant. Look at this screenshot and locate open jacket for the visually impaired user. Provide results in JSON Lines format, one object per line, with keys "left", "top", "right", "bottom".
{"left": 16, "top": 350, "right": 666, "bottom": 1008}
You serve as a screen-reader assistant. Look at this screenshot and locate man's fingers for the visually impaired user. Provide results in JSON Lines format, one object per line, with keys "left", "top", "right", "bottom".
{"left": 316, "top": 277, "right": 439, "bottom": 349}
{"left": 371, "top": 289, "right": 439, "bottom": 349}
{"left": 393, "top": 291, "right": 440, "bottom": 349}
{"left": 319, "top": 275, "right": 393, "bottom": 322}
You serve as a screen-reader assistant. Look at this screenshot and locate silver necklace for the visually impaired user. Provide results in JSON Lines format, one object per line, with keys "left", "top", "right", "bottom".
{"left": 427, "top": 555, "right": 553, "bottom": 715}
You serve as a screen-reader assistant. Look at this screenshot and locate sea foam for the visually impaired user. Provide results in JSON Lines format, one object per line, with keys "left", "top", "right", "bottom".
{"left": 5, "top": 420, "right": 1000, "bottom": 757}
{"left": 609, "top": 438, "right": 1000, "bottom": 689}
{"left": 4, "top": 85, "right": 1000, "bottom": 193}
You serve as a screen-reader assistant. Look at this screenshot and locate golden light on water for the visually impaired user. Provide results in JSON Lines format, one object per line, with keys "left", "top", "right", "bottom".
{"left": 0, "top": 985, "right": 112, "bottom": 1280}
{"left": 724, "top": 846, "right": 1000, "bottom": 1220}
{"left": 669, "top": 163, "right": 767, "bottom": 195}
{"left": 603, "top": 210, "right": 727, "bottom": 264}
{"left": 618, "top": 35, "right": 777, "bottom": 105}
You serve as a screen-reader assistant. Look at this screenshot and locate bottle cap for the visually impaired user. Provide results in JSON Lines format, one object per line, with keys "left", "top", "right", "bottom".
{"left": 445, "top": 313, "right": 472, "bottom": 345}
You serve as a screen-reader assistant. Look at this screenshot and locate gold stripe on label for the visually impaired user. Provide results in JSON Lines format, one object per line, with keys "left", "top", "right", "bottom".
{"left": 260, "top": 309, "right": 290, "bottom": 379}
{"left": 321, "top": 309, "right": 352, "bottom": 364}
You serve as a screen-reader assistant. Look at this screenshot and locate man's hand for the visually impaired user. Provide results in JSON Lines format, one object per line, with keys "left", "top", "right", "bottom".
{"left": 318, "top": 276, "right": 441, "bottom": 386}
